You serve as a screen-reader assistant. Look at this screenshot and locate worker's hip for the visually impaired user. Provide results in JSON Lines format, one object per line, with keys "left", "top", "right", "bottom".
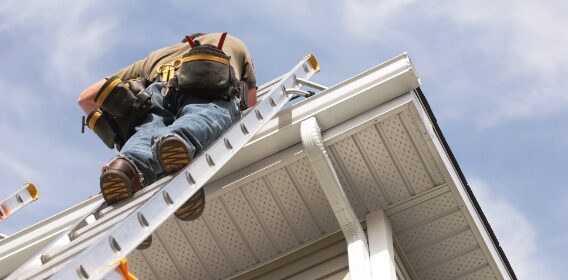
{"left": 133, "top": 81, "right": 241, "bottom": 146}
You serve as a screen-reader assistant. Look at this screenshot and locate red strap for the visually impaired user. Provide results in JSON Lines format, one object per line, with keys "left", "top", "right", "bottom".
{"left": 217, "top": 32, "right": 228, "bottom": 50}
{"left": 185, "top": 35, "right": 196, "bottom": 48}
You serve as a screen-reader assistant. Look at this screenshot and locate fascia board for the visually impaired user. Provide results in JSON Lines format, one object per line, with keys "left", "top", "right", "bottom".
{"left": 409, "top": 91, "right": 516, "bottom": 279}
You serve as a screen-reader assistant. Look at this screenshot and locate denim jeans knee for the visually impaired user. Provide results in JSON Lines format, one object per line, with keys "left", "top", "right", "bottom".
{"left": 165, "top": 96, "right": 241, "bottom": 156}
{"left": 117, "top": 82, "right": 172, "bottom": 185}
{"left": 115, "top": 82, "right": 241, "bottom": 187}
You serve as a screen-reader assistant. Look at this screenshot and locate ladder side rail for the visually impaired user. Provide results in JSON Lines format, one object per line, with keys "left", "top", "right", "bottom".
{"left": 47, "top": 55, "right": 319, "bottom": 280}
{"left": 255, "top": 74, "right": 285, "bottom": 100}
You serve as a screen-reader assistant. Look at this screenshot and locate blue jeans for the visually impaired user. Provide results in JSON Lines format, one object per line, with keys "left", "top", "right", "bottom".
{"left": 116, "top": 81, "right": 241, "bottom": 186}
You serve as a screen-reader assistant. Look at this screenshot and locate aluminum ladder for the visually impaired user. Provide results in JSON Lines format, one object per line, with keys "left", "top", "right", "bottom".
{"left": 7, "top": 54, "right": 321, "bottom": 280}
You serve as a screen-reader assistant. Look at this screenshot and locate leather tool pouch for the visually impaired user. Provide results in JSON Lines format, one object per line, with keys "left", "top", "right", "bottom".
{"left": 87, "top": 108, "right": 149, "bottom": 151}
{"left": 169, "top": 44, "right": 238, "bottom": 100}
{"left": 86, "top": 110, "right": 117, "bottom": 149}
{"left": 236, "top": 81, "right": 249, "bottom": 111}
{"left": 89, "top": 76, "right": 152, "bottom": 149}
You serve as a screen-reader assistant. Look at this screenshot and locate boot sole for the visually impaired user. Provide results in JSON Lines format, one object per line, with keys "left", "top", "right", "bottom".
{"left": 158, "top": 139, "right": 192, "bottom": 175}
{"left": 174, "top": 188, "right": 205, "bottom": 221}
{"left": 100, "top": 170, "right": 133, "bottom": 204}
{"left": 136, "top": 235, "right": 152, "bottom": 250}
{"left": 157, "top": 137, "right": 205, "bottom": 221}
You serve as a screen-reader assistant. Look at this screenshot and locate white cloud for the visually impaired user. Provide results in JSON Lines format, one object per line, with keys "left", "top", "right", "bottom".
{"left": 434, "top": 0, "right": 568, "bottom": 127}
{"left": 342, "top": 0, "right": 414, "bottom": 40}
{"left": 0, "top": 0, "right": 121, "bottom": 97}
{"left": 0, "top": 0, "right": 61, "bottom": 32}
{"left": 0, "top": 79, "right": 42, "bottom": 121}
{"left": 340, "top": 0, "right": 568, "bottom": 127}
{"left": 342, "top": 0, "right": 568, "bottom": 78}
{"left": 45, "top": 4, "right": 119, "bottom": 93}
{"left": 469, "top": 177, "right": 555, "bottom": 279}
{"left": 483, "top": 81, "right": 568, "bottom": 128}
{"left": 0, "top": 151, "right": 38, "bottom": 183}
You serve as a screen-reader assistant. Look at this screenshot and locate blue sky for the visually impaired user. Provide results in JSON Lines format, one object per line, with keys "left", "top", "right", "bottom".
{"left": 0, "top": 0, "right": 566, "bottom": 278}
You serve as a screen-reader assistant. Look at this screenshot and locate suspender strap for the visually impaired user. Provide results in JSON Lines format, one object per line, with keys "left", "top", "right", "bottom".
{"left": 185, "top": 35, "right": 196, "bottom": 48}
{"left": 217, "top": 32, "right": 228, "bottom": 50}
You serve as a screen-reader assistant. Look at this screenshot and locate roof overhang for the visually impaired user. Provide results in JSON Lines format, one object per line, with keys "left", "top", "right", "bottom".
{"left": 126, "top": 53, "right": 516, "bottom": 279}
{"left": 0, "top": 53, "right": 516, "bottom": 279}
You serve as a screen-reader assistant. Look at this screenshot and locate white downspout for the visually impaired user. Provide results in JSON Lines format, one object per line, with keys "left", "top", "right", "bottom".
{"left": 301, "top": 117, "right": 372, "bottom": 280}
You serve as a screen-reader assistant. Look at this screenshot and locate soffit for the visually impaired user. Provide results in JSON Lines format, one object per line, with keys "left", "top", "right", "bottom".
{"left": 127, "top": 89, "right": 510, "bottom": 279}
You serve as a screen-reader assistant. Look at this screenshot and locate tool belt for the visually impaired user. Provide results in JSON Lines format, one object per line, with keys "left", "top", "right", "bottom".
{"left": 168, "top": 45, "right": 240, "bottom": 100}
{"left": 166, "top": 33, "right": 247, "bottom": 106}
{"left": 86, "top": 76, "right": 152, "bottom": 150}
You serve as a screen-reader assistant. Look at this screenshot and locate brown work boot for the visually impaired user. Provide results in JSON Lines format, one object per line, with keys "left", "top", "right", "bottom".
{"left": 157, "top": 135, "right": 205, "bottom": 221}
{"left": 137, "top": 235, "right": 152, "bottom": 250}
{"left": 174, "top": 188, "right": 205, "bottom": 221}
{"left": 100, "top": 158, "right": 151, "bottom": 250}
{"left": 100, "top": 158, "right": 142, "bottom": 205}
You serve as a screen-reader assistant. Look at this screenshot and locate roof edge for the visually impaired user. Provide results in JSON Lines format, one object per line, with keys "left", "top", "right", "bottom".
{"left": 414, "top": 87, "right": 517, "bottom": 280}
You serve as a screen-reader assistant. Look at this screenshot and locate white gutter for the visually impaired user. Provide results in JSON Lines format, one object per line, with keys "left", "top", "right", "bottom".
{"left": 301, "top": 117, "right": 372, "bottom": 280}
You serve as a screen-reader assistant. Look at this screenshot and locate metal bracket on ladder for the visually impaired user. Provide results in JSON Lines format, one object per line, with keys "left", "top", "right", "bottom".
{"left": 8, "top": 54, "right": 320, "bottom": 280}
{"left": 0, "top": 183, "right": 39, "bottom": 223}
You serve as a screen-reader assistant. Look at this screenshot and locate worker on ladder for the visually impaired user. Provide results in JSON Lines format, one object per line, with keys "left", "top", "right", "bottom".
{"left": 78, "top": 32, "right": 257, "bottom": 249}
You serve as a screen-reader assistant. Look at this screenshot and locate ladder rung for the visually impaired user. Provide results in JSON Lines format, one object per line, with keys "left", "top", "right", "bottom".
{"left": 23, "top": 236, "right": 99, "bottom": 280}
{"left": 94, "top": 176, "right": 170, "bottom": 219}
{"left": 66, "top": 176, "right": 171, "bottom": 241}
{"left": 69, "top": 200, "right": 138, "bottom": 242}
{"left": 295, "top": 77, "right": 328, "bottom": 91}
{"left": 41, "top": 209, "right": 132, "bottom": 266}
